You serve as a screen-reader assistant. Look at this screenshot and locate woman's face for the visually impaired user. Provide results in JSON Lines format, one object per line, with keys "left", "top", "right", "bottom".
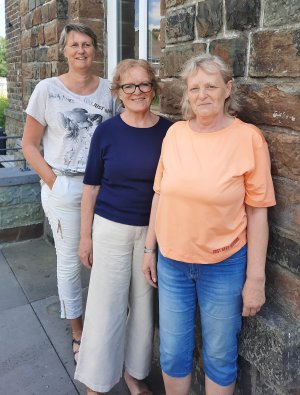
{"left": 187, "top": 67, "right": 232, "bottom": 120}
{"left": 63, "top": 31, "right": 95, "bottom": 71}
{"left": 118, "top": 66, "right": 155, "bottom": 114}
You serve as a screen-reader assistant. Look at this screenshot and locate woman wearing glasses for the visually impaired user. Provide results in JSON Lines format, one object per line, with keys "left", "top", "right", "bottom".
{"left": 74, "top": 59, "right": 172, "bottom": 395}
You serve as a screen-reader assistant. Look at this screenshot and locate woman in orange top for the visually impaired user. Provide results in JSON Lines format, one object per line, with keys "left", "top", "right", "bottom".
{"left": 142, "top": 53, "right": 276, "bottom": 395}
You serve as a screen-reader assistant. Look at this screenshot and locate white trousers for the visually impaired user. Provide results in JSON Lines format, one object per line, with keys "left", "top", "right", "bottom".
{"left": 41, "top": 175, "right": 84, "bottom": 319}
{"left": 74, "top": 215, "right": 154, "bottom": 393}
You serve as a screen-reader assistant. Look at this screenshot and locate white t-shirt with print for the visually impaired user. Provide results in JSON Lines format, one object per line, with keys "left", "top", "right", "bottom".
{"left": 26, "top": 77, "right": 120, "bottom": 173}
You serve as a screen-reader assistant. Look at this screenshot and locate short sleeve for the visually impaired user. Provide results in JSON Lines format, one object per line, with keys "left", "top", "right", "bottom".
{"left": 26, "top": 81, "right": 48, "bottom": 126}
{"left": 244, "top": 132, "right": 276, "bottom": 207}
{"left": 83, "top": 126, "right": 104, "bottom": 185}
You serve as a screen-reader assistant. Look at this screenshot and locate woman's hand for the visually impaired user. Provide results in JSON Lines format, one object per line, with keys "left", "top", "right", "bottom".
{"left": 22, "top": 115, "right": 57, "bottom": 186}
{"left": 48, "top": 175, "right": 57, "bottom": 190}
{"left": 242, "top": 277, "right": 265, "bottom": 316}
{"left": 78, "top": 237, "right": 93, "bottom": 269}
{"left": 78, "top": 184, "right": 99, "bottom": 269}
{"left": 142, "top": 253, "right": 158, "bottom": 288}
{"left": 142, "top": 193, "right": 160, "bottom": 288}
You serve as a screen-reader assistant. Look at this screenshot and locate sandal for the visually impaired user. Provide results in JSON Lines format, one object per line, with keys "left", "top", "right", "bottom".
{"left": 124, "top": 370, "right": 153, "bottom": 395}
{"left": 72, "top": 338, "right": 81, "bottom": 365}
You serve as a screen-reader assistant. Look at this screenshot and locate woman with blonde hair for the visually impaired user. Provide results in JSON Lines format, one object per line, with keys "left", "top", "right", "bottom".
{"left": 142, "top": 53, "right": 276, "bottom": 395}
{"left": 22, "top": 22, "right": 120, "bottom": 364}
{"left": 74, "top": 59, "right": 172, "bottom": 395}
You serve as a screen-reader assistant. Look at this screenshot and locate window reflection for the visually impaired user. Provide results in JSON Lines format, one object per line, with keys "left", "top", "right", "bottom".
{"left": 117, "top": 0, "right": 135, "bottom": 60}
{"left": 148, "top": 0, "right": 161, "bottom": 76}
{"left": 117, "top": 0, "right": 161, "bottom": 76}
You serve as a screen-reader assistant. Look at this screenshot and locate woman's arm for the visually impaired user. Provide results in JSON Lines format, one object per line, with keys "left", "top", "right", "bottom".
{"left": 142, "top": 192, "right": 160, "bottom": 288}
{"left": 242, "top": 205, "right": 269, "bottom": 316}
{"left": 78, "top": 184, "right": 100, "bottom": 269}
{"left": 22, "top": 115, "right": 57, "bottom": 189}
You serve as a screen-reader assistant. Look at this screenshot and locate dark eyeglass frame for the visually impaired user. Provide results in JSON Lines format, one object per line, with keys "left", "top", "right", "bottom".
{"left": 119, "top": 82, "right": 153, "bottom": 94}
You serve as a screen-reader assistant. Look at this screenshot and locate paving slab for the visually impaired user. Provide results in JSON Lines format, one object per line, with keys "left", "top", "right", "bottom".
{"left": 32, "top": 294, "right": 85, "bottom": 394}
{"left": 2, "top": 238, "right": 90, "bottom": 302}
{"left": 32, "top": 293, "right": 131, "bottom": 395}
{"left": 2, "top": 239, "right": 58, "bottom": 302}
{"left": 1, "top": 238, "right": 164, "bottom": 394}
{"left": 0, "top": 304, "right": 78, "bottom": 394}
{"left": 0, "top": 250, "right": 28, "bottom": 311}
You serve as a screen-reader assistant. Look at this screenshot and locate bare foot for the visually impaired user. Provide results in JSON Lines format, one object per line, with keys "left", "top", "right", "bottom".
{"left": 124, "top": 370, "right": 153, "bottom": 395}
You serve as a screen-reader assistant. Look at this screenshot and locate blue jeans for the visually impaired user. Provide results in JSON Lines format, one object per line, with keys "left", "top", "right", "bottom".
{"left": 158, "top": 246, "right": 247, "bottom": 387}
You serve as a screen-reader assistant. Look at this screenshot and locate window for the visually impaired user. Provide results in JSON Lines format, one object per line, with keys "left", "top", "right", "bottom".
{"left": 107, "top": 0, "right": 161, "bottom": 79}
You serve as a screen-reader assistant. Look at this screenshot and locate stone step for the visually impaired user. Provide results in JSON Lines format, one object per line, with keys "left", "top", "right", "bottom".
{"left": 239, "top": 301, "right": 300, "bottom": 391}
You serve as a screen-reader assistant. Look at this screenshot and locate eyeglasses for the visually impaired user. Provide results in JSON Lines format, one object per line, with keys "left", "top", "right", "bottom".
{"left": 120, "top": 82, "right": 153, "bottom": 94}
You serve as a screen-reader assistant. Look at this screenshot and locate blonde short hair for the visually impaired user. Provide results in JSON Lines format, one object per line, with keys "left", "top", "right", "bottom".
{"left": 111, "top": 59, "right": 159, "bottom": 98}
{"left": 180, "top": 53, "right": 239, "bottom": 119}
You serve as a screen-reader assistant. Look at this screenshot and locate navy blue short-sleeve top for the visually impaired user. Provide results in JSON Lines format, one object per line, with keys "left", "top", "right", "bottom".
{"left": 84, "top": 114, "right": 172, "bottom": 226}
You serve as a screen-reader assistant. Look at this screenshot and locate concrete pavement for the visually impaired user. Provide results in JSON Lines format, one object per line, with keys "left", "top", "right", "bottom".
{"left": 0, "top": 238, "right": 164, "bottom": 395}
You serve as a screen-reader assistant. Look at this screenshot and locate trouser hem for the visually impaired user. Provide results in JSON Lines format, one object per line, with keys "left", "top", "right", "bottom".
{"left": 74, "top": 373, "right": 122, "bottom": 393}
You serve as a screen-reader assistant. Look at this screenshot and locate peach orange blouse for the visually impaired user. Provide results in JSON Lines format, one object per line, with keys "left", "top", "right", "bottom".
{"left": 154, "top": 118, "right": 276, "bottom": 264}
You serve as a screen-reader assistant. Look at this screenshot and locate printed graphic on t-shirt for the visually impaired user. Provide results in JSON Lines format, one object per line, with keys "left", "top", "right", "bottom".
{"left": 58, "top": 108, "right": 103, "bottom": 168}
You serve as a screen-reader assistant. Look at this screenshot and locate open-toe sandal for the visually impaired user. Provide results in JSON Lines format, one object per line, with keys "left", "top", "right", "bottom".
{"left": 72, "top": 338, "right": 81, "bottom": 365}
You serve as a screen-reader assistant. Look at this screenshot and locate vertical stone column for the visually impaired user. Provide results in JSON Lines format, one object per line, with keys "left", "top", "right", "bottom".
{"left": 5, "top": 0, "right": 23, "bottom": 139}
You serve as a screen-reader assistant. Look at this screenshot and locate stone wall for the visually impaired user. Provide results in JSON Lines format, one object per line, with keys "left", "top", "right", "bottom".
{"left": 5, "top": 0, "right": 23, "bottom": 140}
{"left": 0, "top": 168, "right": 44, "bottom": 243}
{"left": 4, "top": 0, "right": 106, "bottom": 140}
{"left": 159, "top": 0, "right": 300, "bottom": 394}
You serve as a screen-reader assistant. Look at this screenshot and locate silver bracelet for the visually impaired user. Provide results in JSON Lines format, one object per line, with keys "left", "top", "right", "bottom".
{"left": 144, "top": 246, "right": 156, "bottom": 253}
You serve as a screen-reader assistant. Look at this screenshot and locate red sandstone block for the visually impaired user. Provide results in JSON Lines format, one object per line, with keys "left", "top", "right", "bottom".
{"left": 269, "top": 177, "right": 300, "bottom": 235}
{"left": 20, "top": 0, "right": 29, "bottom": 16}
{"left": 264, "top": 130, "right": 300, "bottom": 182}
{"left": 44, "top": 20, "right": 59, "bottom": 45}
{"left": 160, "top": 79, "right": 183, "bottom": 115}
{"left": 250, "top": 29, "right": 300, "bottom": 77}
{"left": 160, "top": 18, "right": 166, "bottom": 49}
{"left": 266, "top": 263, "right": 300, "bottom": 318}
{"left": 78, "top": 0, "right": 104, "bottom": 18}
{"left": 21, "top": 30, "right": 31, "bottom": 50}
{"left": 237, "top": 82, "right": 300, "bottom": 132}
{"left": 32, "top": 7, "right": 42, "bottom": 26}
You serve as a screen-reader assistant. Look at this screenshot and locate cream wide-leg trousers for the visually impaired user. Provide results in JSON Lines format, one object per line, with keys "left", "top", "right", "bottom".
{"left": 41, "top": 175, "right": 84, "bottom": 319}
{"left": 74, "top": 215, "right": 154, "bottom": 393}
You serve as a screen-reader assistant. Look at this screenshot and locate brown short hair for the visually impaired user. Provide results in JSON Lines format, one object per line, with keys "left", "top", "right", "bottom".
{"left": 59, "top": 22, "right": 98, "bottom": 52}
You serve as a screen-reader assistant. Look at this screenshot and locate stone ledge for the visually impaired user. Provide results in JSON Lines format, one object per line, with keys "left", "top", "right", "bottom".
{"left": 0, "top": 223, "right": 44, "bottom": 244}
{"left": 239, "top": 302, "right": 300, "bottom": 389}
{"left": 0, "top": 167, "right": 39, "bottom": 186}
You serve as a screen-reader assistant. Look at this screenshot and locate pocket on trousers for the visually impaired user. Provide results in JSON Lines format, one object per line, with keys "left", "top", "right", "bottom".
{"left": 40, "top": 182, "right": 51, "bottom": 218}
{"left": 49, "top": 175, "right": 61, "bottom": 195}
